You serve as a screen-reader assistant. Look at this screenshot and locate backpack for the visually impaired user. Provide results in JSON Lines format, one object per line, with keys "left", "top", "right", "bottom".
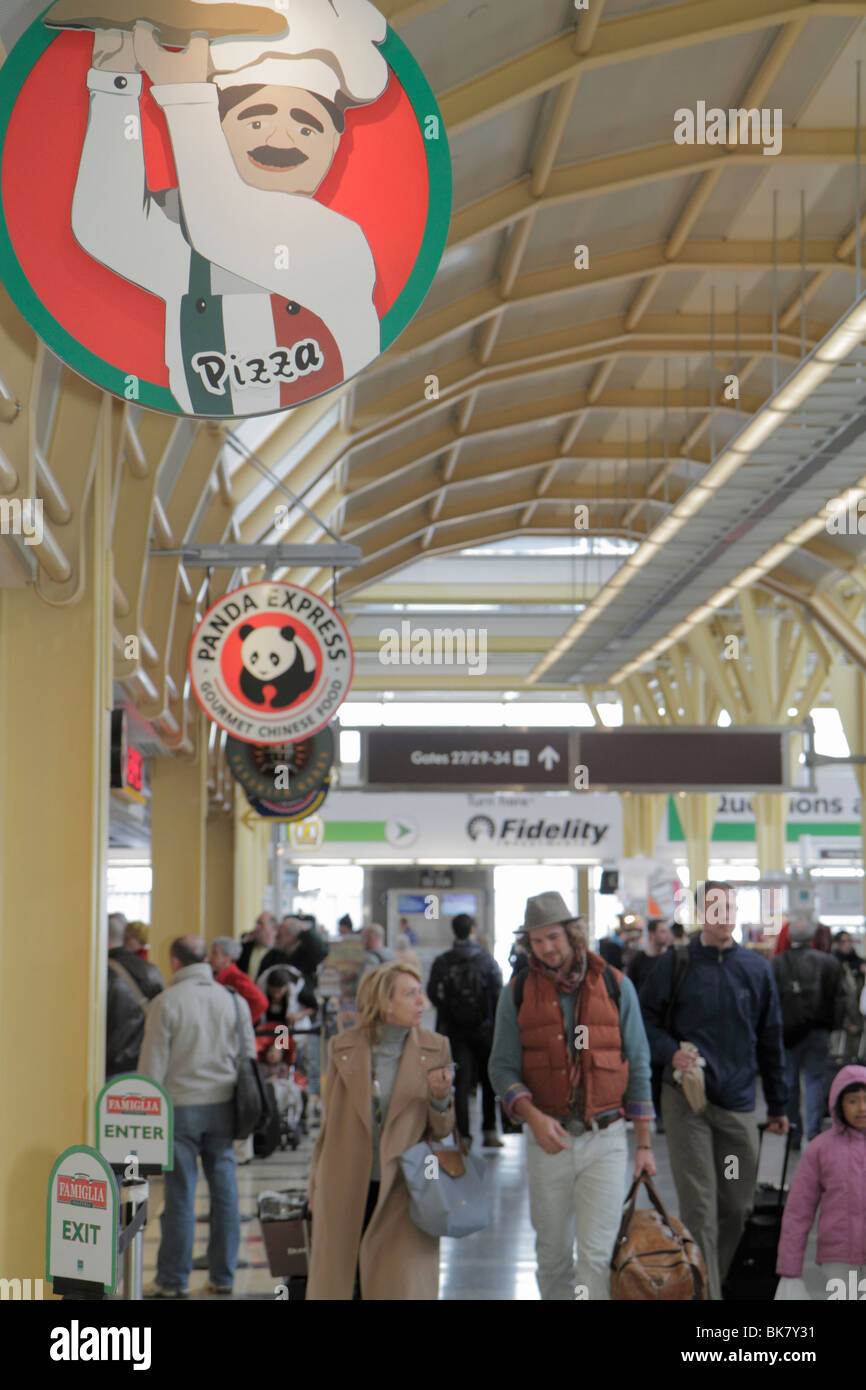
{"left": 663, "top": 946, "right": 691, "bottom": 1036}
{"left": 774, "top": 950, "right": 824, "bottom": 1046}
{"left": 441, "top": 955, "right": 489, "bottom": 1030}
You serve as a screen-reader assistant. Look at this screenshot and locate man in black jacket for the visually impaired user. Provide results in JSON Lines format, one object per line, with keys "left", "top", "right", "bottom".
{"left": 106, "top": 964, "right": 146, "bottom": 1079}
{"left": 640, "top": 881, "right": 788, "bottom": 1301}
{"left": 428, "top": 913, "right": 503, "bottom": 1148}
{"left": 773, "top": 917, "right": 846, "bottom": 1145}
{"left": 108, "top": 915, "right": 164, "bottom": 999}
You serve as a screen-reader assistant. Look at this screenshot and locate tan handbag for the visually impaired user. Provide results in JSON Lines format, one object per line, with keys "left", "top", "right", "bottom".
{"left": 610, "top": 1174, "right": 707, "bottom": 1300}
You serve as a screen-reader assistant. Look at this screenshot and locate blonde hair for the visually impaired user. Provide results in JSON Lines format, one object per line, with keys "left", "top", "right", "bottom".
{"left": 356, "top": 961, "right": 422, "bottom": 1042}
{"left": 124, "top": 920, "right": 149, "bottom": 948}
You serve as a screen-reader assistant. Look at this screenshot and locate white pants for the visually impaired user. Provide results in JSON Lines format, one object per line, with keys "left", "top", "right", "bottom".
{"left": 525, "top": 1119, "right": 628, "bottom": 1301}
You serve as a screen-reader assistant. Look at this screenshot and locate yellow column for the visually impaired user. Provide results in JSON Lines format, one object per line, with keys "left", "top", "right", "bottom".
{"left": 829, "top": 663, "right": 866, "bottom": 914}
{"left": 233, "top": 784, "right": 270, "bottom": 938}
{"left": 206, "top": 811, "right": 235, "bottom": 941}
{"left": 753, "top": 793, "right": 786, "bottom": 875}
{"left": 623, "top": 793, "right": 666, "bottom": 858}
{"left": 0, "top": 430, "right": 112, "bottom": 1283}
{"left": 677, "top": 794, "right": 714, "bottom": 895}
{"left": 150, "top": 716, "right": 208, "bottom": 980}
{"left": 576, "top": 866, "right": 590, "bottom": 918}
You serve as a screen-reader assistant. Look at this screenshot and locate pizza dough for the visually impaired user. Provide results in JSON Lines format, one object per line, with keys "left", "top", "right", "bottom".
{"left": 42, "top": 1, "right": 288, "bottom": 47}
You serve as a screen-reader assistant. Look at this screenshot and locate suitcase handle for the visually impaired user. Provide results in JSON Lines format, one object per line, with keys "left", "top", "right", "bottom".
{"left": 757, "top": 1121, "right": 793, "bottom": 1191}
{"left": 614, "top": 1172, "right": 677, "bottom": 1251}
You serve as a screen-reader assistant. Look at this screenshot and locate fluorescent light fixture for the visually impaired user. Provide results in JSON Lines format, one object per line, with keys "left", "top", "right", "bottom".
{"left": 727, "top": 411, "right": 779, "bottom": 453}
{"left": 673, "top": 486, "right": 712, "bottom": 519}
{"left": 415, "top": 858, "right": 477, "bottom": 865}
{"left": 626, "top": 543, "right": 660, "bottom": 569}
{"left": 771, "top": 360, "right": 833, "bottom": 410}
{"left": 650, "top": 516, "right": 681, "bottom": 544}
{"left": 530, "top": 294, "right": 866, "bottom": 685}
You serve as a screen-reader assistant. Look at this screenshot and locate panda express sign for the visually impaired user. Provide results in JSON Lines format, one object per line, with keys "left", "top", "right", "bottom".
{"left": 189, "top": 581, "right": 352, "bottom": 743}
{"left": 0, "top": 0, "right": 450, "bottom": 419}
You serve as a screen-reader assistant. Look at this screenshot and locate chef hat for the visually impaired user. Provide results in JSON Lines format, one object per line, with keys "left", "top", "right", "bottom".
{"left": 210, "top": 0, "right": 388, "bottom": 107}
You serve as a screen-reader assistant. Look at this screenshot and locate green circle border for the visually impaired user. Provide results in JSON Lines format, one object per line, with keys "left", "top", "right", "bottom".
{"left": 0, "top": 9, "right": 451, "bottom": 416}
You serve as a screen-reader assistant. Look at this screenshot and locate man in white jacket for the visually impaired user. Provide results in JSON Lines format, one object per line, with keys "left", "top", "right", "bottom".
{"left": 70, "top": 3, "right": 388, "bottom": 416}
{"left": 138, "top": 934, "right": 256, "bottom": 1297}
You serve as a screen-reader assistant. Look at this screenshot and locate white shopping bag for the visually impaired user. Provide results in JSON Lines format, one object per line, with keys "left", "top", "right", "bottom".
{"left": 774, "top": 1276, "right": 811, "bottom": 1300}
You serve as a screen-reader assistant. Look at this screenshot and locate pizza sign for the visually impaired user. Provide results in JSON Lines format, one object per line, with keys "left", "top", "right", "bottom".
{"left": 107, "top": 1094, "right": 160, "bottom": 1114}
{"left": 0, "top": 0, "right": 450, "bottom": 419}
{"left": 189, "top": 580, "right": 352, "bottom": 743}
{"left": 57, "top": 1176, "right": 108, "bottom": 1208}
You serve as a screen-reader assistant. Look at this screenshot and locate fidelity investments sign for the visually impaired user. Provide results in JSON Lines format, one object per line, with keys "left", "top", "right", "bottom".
{"left": 466, "top": 810, "right": 610, "bottom": 848}
{"left": 310, "top": 791, "right": 623, "bottom": 860}
{"left": 0, "top": 0, "right": 450, "bottom": 419}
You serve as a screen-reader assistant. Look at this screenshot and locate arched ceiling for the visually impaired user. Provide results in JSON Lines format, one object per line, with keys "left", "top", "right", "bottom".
{"left": 5, "top": 0, "right": 866, "bottom": 753}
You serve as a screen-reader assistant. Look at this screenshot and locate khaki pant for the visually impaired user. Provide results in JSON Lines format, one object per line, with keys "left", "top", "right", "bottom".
{"left": 525, "top": 1119, "right": 628, "bottom": 1301}
{"left": 662, "top": 1083, "right": 758, "bottom": 1301}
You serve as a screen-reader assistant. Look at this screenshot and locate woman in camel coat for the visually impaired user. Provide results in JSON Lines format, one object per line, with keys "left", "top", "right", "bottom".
{"left": 307, "top": 960, "right": 455, "bottom": 1300}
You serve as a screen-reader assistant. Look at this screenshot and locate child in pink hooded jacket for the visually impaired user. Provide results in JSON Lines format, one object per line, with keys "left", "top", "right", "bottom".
{"left": 775, "top": 1064, "right": 866, "bottom": 1298}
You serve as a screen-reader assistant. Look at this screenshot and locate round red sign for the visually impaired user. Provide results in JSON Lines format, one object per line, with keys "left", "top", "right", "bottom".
{"left": 0, "top": 1, "right": 451, "bottom": 418}
{"left": 189, "top": 580, "right": 353, "bottom": 743}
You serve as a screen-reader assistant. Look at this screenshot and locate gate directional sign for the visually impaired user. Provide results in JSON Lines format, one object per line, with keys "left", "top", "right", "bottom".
{"left": 365, "top": 729, "right": 572, "bottom": 788}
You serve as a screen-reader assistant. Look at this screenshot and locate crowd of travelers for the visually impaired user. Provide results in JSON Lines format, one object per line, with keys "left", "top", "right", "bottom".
{"left": 103, "top": 887, "right": 866, "bottom": 1300}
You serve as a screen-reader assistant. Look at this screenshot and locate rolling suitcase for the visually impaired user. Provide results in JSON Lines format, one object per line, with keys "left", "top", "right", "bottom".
{"left": 258, "top": 1189, "right": 311, "bottom": 1298}
{"left": 722, "top": 1122, "right": 792, "bottom": 1301}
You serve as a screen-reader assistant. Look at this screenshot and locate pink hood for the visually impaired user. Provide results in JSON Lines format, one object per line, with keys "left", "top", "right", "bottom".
{"left": 828, "top": 1063, "right": 866, "bottom": 1129}
{"left": 776, "top": 1062, "right": 866, "bottom": 1278}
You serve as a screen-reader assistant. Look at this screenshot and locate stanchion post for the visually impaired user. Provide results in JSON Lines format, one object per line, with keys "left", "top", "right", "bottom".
{"left": 120, "top": 1177, "right": 149, "bottom": 1301}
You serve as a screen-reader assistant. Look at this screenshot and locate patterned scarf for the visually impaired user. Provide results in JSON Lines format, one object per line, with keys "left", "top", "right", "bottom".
{"left": 529, "top": 946, "right": 587, "bottom": 996}
{"left": 529, "top": 948, "right": 588, "bottom": 1110}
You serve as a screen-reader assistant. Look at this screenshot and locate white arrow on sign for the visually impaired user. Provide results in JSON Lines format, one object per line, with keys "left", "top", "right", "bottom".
{"left": 538, "top": 745, "right": 561, "bottom": 771}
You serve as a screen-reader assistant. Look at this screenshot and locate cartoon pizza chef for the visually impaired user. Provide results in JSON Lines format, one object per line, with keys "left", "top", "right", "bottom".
{"left": 48, "top": 0, "right": 389, "bottom": 416}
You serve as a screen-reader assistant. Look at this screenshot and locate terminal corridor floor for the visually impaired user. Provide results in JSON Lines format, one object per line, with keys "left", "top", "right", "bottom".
{"left": 135, "top": 1099, "right": 827, "bottom": 1302}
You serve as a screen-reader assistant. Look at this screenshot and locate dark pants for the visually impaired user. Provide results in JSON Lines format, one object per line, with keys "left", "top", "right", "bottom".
{"left": 451, "top": 1031, "right": 497, "bottom": 1139}
{"left": 352, "top": 1181, "right": 380, "bottom": 1301}
{"left": 651, "top": 1063, "right": 664, "bottom": 1124}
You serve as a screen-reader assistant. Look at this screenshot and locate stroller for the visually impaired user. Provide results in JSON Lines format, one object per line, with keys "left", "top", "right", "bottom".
{"left": 255, "top": 1021, "right": 307, "bottom": 1151}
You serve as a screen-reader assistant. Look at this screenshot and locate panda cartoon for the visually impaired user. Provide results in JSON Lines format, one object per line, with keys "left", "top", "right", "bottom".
{"left": 237, "top": 622, "right": 317, "bottom": 709}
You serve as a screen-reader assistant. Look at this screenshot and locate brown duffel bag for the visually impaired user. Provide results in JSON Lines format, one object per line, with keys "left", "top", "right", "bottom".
{"left": 610, "top": 1173, "right": 707, "bottom": 1300}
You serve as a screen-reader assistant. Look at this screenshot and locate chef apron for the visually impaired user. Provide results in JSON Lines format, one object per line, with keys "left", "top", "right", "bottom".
{"left": 180, "top": 247, "right": 345, "bottom": 416}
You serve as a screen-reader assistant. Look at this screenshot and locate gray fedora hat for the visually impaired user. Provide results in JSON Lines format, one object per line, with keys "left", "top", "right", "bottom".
{"left": 518, "top": 891, "right": 581, "bottom": 934}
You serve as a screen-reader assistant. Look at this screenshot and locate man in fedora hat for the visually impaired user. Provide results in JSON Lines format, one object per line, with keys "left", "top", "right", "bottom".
{"left": 489, "top": 890, "right": 655, "bottom": 1301}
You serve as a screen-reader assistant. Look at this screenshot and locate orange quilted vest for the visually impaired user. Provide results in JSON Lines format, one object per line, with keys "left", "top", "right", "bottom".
{"left": 517, "top": 952, "right": 629, "bottom": 1123}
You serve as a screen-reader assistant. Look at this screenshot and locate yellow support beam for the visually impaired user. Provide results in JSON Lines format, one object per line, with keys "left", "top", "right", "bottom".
{"left": 0, "top": 421, "right": 112, "bottom": 1283}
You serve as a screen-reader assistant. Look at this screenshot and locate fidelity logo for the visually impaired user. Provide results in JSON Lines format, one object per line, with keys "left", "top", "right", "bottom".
{"left": 467, "top": 815, "right": 608, "bottom": 846}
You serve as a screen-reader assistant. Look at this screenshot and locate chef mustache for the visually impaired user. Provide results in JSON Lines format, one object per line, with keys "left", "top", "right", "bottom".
{"left": 248, "top": 145, "right": 309, "bottom": 169}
